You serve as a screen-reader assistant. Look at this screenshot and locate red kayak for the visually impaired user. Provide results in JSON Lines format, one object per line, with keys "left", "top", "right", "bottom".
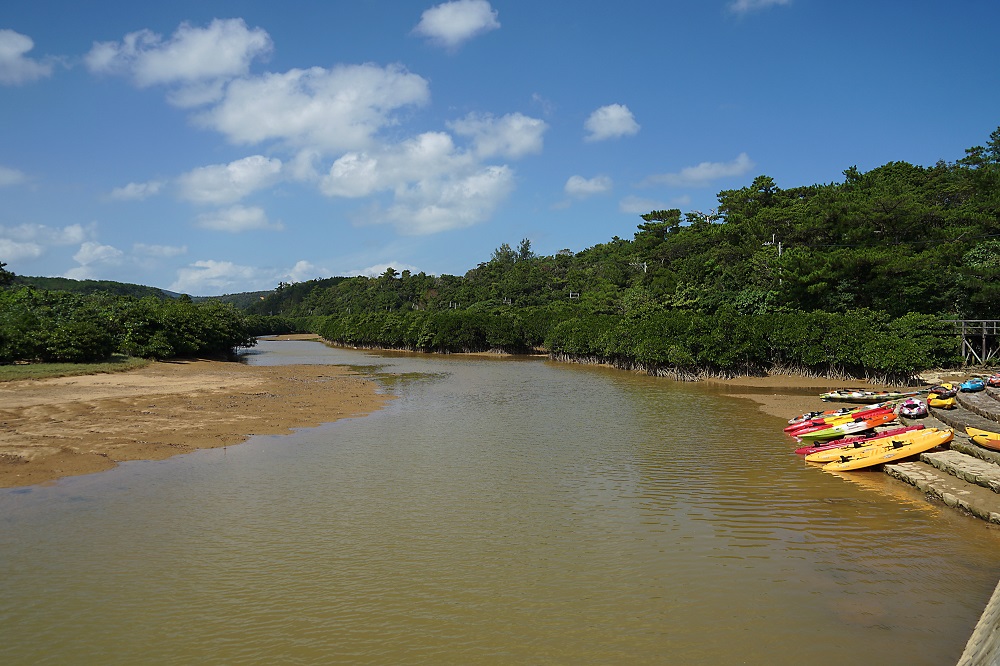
{"left": 794, "top": 424, "right": 925, "bottom": 455}
{"left": 785, "top": 406, "right": 896, "bottom": 438}
{"left": 794, "top": 410, "right": 901, "bottom": 442}
{"left": 784, "top": 402, "right": 894, "bottom": 433}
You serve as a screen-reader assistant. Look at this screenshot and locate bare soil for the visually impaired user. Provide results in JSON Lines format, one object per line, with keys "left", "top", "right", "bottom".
{"left": 0, "top": 337, "right": 389, "bottom": 488}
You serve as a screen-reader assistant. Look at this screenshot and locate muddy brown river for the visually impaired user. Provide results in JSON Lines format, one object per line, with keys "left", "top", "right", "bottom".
{"left": 2, "top": 339, "right": 998, "bottom": 664}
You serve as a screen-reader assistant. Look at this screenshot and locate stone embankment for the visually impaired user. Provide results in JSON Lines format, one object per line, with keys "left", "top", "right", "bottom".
{"left": 882, "top": 385, "right": 1000, "bottom": 664}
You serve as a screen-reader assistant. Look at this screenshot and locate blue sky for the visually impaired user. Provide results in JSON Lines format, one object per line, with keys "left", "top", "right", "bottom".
{"left": 2, "top": 1, "right": 998, "bottom": 295}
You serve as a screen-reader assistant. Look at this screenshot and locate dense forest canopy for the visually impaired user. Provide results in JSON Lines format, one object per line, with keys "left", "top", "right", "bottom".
{"left": 251, "top": 128, "right": 1000, "bottom": 322}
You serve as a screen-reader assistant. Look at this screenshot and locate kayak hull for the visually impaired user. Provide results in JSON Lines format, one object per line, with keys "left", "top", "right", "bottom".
{"left": 822, "top": 429, "right": 954, "bottom": 471}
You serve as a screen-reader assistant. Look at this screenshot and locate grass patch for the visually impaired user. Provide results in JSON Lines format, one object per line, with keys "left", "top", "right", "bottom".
{"left": 0, "top": 355, "right": 151, "bottom": 382}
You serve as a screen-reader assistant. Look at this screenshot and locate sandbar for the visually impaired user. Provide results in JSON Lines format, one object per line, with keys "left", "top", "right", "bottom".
{"left": 0, "top": 337, "right": 389, "bottom": 488}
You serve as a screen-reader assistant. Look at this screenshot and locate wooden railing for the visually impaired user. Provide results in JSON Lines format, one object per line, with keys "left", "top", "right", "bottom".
{"left": 943, "top": 320, "right": 1000, "bottom": 365}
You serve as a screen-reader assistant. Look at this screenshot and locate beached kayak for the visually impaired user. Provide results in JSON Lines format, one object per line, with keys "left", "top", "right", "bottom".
{"left": 794, "top": 424, "right": 925, "bottom": 456}
{"left": 819, "top": 388, "right": 920, "bottom": 403}
{"left": 785, "top": 405, "right": 895, "bottom": 436}
{"left": 821, "top": 428, "right": 954, "bottom": 472}
{"left": 805, "top": 426, "right": 936, "bottom": 463}
{"left": 795, "top": 410, "right": 899, "bottom": 442}
{"left": 968, "top": 426, "right": 1000, "bottom": 452}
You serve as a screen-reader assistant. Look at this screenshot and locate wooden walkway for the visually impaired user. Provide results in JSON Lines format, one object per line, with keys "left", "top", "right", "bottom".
{"left": 944, "top": 320, "right": 1000, "bottom": 365}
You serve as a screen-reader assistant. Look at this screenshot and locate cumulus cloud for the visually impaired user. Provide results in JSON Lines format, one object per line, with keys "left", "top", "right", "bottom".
{"left": 319, "top": 126, "right": 521, "bottom": 233}
{"left": 0, "top": 29, "right": 53, "bottom": 85}
{"left": 413, "top": 0, "right": 500, "bottom": 49}
{"left": 195, "top": 205, "right": 283, "bottom": 232}
{"left": 351, "top": 262, "right": 422, "bottom": 278}
{"left": 728, "top": 0, "right": 792, "bottom": 14}
{"left": 584, "top": 104, "right": 640, "bottom": 142}
{"left": 169, "top": 259, "right": 262, "bottom": 295}
{"left": 283, "top": 260, "right": 327, "bottom": 283}
{"left": 73, "top": 241, "right": 124, "bottom": 266}
{"left": 0, "top": 165, "right": 27, "bottom": 186}
{"left": 195, "top": 63, "right": 430, "bottom": 152}
{"left": 64, "top": 241, "right": 125, "bottom": 279}
{"left": 178, "top": 155, "right": 282, "bottom": 205}
{"left": 565, "top": 175, "right": 612, "bottom": 197}
{"left": 109, "top": 180, "right": 164, "bottom": 201}
{"left": 133, "top": 243, "right": 187, "bottom": 257}
{"left": 85, "top": 18, "right": 272, "bottom": 107}
{"left": 320, "top": 132, "right": 470, "bottom": 198}
{"left": 643, "top": 153, "right": 755, "bottom": 187}
{"left": 0, "top": 222, "right": 91, "bottom": 246}
{"left": 448, "top": 112, "right": 547, "bottom": 159}
{"left": 0, "top": 238, "right": 43, "bottom": 261}
{"left": 384, "top": 164, "right": 515, "bottom": 235}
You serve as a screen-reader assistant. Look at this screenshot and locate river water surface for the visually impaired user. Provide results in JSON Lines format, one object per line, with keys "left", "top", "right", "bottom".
{"left": 2, "top": 339, "right": 1000, "bottom": 664}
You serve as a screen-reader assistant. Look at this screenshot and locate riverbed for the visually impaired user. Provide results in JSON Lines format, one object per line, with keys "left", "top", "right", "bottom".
{"left": 1, "top": 338, "right": 998, "bottom": 664}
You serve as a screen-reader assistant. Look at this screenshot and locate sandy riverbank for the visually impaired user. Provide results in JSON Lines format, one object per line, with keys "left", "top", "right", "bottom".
{"left": 707, "top": 369, "right": 972, "bottom": 421}
{"left": 0, "top": 335, "right": 389, "bottom": 488}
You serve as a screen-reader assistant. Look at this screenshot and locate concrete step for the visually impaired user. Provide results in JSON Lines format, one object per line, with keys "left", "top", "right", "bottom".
{"left": 884, "top": 460, "right": 1000, "bottom": 523}
{"left": 957, "top": 390, "right": 1000, "bottom": 424}
{"left": 951, "top": 436, "right": 1000, "bottom": 465}
{"left": 929, "top": 402, "right": 1000, "bottom": 434}
{"left": 920, "top": 449, "right": 1000, "bottom": 493}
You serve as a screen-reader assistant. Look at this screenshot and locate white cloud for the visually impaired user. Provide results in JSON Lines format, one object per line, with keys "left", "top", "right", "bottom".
{"left": 133, "top": 243, "right": 187, "bottom": 257}
{"left": 565, "top": 175, "right": 612, "bottom": 197}
{"left": 85, "top": 19, "right": 272, "bottom": 107}
{"left": 169, "top": 259, "right": 262, "bottom": 295}
{"left": 195, "top": 63, "right": 430, "bottom": 152}
{"left": 320, "top": 129, "right": 519, "bottom": 233}
{"left": 350, "top": 262, "right": 422, "bottom": 278}
{"left": 0, "top": 238, "right": 43, "bottom": 261}
{"left": 728, "top": 0, "right": 792, "bottom": 14}
{"left": 283, "top": 260, "right": 328, "bottom": 283}
{"left": 73, "top": 241, "right": 123, "bottom": 266}
{"left": 384, "top": 164, "right": 515, "bottom": 235}
{"left": 109, "top": 180, "right": 164, "bottom": 201}
{"left": 320, "top": 131, "right": 471, "bottom": 198}
{"left": 619, "top": 195, "right": 691, "bottom": 214}
{"left": 584, "top": 104, "right": 640, "bottom": 142}
{"left": 413, "top": 0, "right": 500, "bottom": 50}
{"left": 448, "top": 112, "right": 547, "bottom": 159}
{"left": 65, "top": 241, "right": 125, "bottom": 281}
{"left": 0, "top": 165, "right": 27, "bottom": 186}
{"left": 0, "top": 222, "right": 91, "bottom": 246}
{"left": 195, "top": 205, "right": 283, "bottom": 232}
{"left": 178, "top": 155, "right": 282, "bottom": 204}
{"left": 288, "top": 149, "right": 322, "bottom": 182}
{"left": 0, "top": 29, "right": 53, "bottom": 85}
{"left": 643, "top": 153, "right": 755, "bottom": 187}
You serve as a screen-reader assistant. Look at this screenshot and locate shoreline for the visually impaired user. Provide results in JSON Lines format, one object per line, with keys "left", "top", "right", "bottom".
{"left": 0, "top": 335, "right": 390, "bottom": 489}
{"left": 1, "top": 334, "right": 972, "bottom": 489}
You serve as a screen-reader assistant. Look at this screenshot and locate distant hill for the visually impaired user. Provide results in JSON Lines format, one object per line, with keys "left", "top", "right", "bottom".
{"left": 14, "top": 275, "right": 172, "bottom": 299}
{"left": 194, "top": 290, "right": 274, "bottom": 309}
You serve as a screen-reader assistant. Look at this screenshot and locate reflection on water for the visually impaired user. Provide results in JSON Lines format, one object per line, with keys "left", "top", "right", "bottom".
{"left": 2, "top": 339, "right": 999, "bottom": 665}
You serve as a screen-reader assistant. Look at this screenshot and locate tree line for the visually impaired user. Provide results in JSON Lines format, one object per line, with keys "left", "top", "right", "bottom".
{"left": 0, "top": 277, "right": 258, "bottom": 364}
{"left": 245, "top": 127, "right": 1000, "bottom": 378}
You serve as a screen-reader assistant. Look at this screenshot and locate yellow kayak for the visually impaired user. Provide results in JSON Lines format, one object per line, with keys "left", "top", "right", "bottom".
{"left": 928, "top": 382, "right": 957, "bottom": 409}
{"left": 822, "top": 429, "right": 954, "bottom": 471}
{"left": 805, "top": 428, "right": 939, "bottom": 463}
{"left": 967, "top": 426, "right": 1000, "bottom": 452}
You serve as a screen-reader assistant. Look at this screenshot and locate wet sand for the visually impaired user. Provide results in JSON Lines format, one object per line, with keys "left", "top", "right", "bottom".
{"left": 0, "top": 336, "right": 389, "bottom": 488}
